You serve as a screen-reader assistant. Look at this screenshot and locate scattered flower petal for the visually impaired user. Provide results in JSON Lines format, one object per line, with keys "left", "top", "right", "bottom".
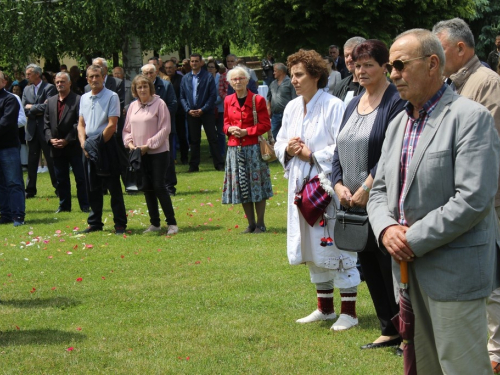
{"left": 66, "top": 251, "right": 72, "bottom": 255}
{"left": 120, "top": 255, "right": 124, "bottom": 259}
{"left": 76, "top": 327, "right": 82, "bottom": 331}
{"left": 67, "top": 347, "right": 74, "bottom": 352}
{"left": 76, "top": 277, "right": 83, "bottom": 282}
{"left": 55, "top": 230, "right": 62, "bottom": 234}
{"left": 85, "top": 244, "right": 93, "bottom": 249}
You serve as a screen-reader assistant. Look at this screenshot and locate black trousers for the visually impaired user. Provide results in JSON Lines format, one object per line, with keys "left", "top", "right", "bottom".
{"left": 26, "top": 127, "right": 57, "bottom": 195}
{"left": 143, "top": 152, "right": 176, "bottom": 227}
{"left": 175, "top": 110, "right": 188, "bottom": 163}
{"left": 165, "top": 132, "right": 177, "bottom": 194}
{"left": 358, "top": 230, "right": 399, "bottom": 336}
{"left": 187, "top": 112, "right": 224, "bottom": 170}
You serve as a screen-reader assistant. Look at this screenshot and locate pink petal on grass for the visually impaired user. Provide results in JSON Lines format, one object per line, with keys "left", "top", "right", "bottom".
{"left": 59, "top": 239, "right": 65, "bottom": 242}
{"left": 28, "top": 231, "right": 34, "bottom": 235}
{"left": 48, "top": 255, "right": 53, "bottom": 259}
{"left": 195, "top": 261, "right": 201, "bottom": 264}
{"left": 76, "top": 327, "right": 82, "bottom": 331}
{"left": 85, "top": 244, "right": 93, "bottom": 249}
{"left": 101, "top": 276, "right": 106, "bottom": 280}
{"left": 120, "top": 255, "right": 125, "bottom": 259}
{"left": 43, "top": 240, "right": 49, "bottom": 244}
{"left": 76, "top": 277, "right": 83, "bottom": 282}
{"left": 67, "top": 347, "right": 74, "bottom": 352}
{"left": 66, "top": 251, "right": 72, "bottom": 255}
{"left": 55, "top": 230, "right": 62, "bottom": 234}
{"left": 73, "top": 245, "right": 78, "bottom": 250}
{"left": 51, "top": 287, "right": 56, "bottom": 290}
{"left": 234, "top": 225, "right": 239, "bottom": 228}
{"left": 73, "top": 227, "right": 79, "bottom": 231}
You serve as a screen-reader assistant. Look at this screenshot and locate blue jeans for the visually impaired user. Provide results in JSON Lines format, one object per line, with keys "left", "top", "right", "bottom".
{"left": 0, "top": 146, "right": 26, "bottom": 222}
{"left": 271, "top": 113, "right": 283, "bottom": 140}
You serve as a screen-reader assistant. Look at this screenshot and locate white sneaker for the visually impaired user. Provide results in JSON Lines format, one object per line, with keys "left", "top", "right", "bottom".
{"left": 167, "top": 225, "right": 178, "bottom": 235}
{"left": 143, "top": 225, "right": 161, "bottom": 234}
{"left": 296, "top": 309, "right": 337, "bottom": 324}
{"left": 331, "top": 314, "right": 358, "bottom": 331}
{"left": 37, "top": 167, "right": 43, "bottom": 174}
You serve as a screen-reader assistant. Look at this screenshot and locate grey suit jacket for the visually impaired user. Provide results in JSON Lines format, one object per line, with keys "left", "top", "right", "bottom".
{"left": 43, "top": 91, "right": 81, "bottom": 158}
{"left": 22, "top": 82, "right": 57, "bottom": 141}
{"left": 367, "top": 86, "right": 500, "bottom": 301}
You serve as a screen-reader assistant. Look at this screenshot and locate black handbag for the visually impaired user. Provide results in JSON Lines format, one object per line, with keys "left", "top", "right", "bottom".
{"left": 334, "top": 207, "right": 369, "bottom": 252}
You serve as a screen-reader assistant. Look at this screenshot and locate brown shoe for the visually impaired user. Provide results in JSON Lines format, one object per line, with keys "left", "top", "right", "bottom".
{"left": 492, "top": 361, "right": 500, "bottom": 374}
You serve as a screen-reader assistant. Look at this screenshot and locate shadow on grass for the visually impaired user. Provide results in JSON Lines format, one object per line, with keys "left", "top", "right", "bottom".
{"left": 0, "top": 329, "right": 86, "bottom": 346}
{"left": 173, "top": 190, "right": 219, "bottom": 196}
{"left": 25, "top": 217, "right": 65, "bottom": 225}
{"left": 1, "top": 297, "right": 81, "bottom": 309}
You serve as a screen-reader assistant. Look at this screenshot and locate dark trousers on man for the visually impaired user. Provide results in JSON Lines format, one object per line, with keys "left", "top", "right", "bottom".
{"left": 53, "top": 151, "right": 89, "bottom": 212}
{"left": 26, "top": 128, "right": 57, "bottom": 196}
{"left": 187, "top": 112, "right": 224, "bottom": 171}
{"left": 165, "top": 132, "right": 177, "bottom": 195}
{"left": 175, "top": 110, "right": 188, "bottom": 164}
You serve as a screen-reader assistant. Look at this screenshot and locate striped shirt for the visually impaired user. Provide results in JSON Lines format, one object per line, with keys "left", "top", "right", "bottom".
{"left": 398, "top": 84, "right": 447, "bottom": 225}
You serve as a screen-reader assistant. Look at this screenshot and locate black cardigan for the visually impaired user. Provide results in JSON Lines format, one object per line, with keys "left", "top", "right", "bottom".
{"left": 332, "top": 83, "right": 406, "bottom": 187}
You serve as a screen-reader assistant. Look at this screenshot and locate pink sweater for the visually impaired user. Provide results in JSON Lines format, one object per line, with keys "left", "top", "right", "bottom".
{"left": 122, "top": 95, "right": 171, "bottom": 154}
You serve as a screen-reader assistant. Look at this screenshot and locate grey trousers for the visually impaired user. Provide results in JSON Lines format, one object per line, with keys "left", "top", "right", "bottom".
{"left": 487, "top": 207, "right": 500, "bottom": 362}
{"left": 409, "top": 265, "right": 491, "bottom": 374}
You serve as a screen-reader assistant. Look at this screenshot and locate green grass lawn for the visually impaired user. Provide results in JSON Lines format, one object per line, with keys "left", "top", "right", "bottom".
{"left": 0, "top": 143, "right": 403, "bottom": 374}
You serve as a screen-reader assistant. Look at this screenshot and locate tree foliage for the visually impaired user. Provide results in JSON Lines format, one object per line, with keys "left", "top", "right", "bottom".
{"left": 249, "top": 0, "right": 481, "bottom": 59}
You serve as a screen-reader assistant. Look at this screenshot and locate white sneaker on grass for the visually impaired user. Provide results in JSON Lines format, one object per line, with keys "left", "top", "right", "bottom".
{"left": 143, "top": 225, "right": 161, "bottom": 234}
{"left": 331, "top": 314, "right": 358, "bottom": 331}
{"left": 167, "top": 225, "right": 178, "bottom": 235}
{"left": 296, "top": 309, "right": 337, "bottom": 324}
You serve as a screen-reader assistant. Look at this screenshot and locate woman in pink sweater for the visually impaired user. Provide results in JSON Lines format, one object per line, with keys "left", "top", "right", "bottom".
{"left": 123, "top": 75, "right": 178, "bottom": 235}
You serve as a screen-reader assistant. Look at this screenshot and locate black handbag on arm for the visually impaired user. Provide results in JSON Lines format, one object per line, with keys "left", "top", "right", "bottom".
{"left": 333, "top": 207, "right": 369, "bottom": 252}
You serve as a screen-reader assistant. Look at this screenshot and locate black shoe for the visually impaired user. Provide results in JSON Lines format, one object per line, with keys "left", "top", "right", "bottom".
{"left": 79, "top": 226, "right": 102, "bottom": 234}
{"left": 81, "top": 207, "right": 90, "bottom": 213}
{"left": 55, "top": 208, "right": 71, "bottom": 213}
{"left": 188, "top": 167, "right": 199, "bottom": 173}
{"left": 360, "top": 337, "right": 402, "bottom": 349}
{"left": 0, "top": 217, "right": 13, "bottom": 224}
{"left": 115, "top": 226, "right": 126, "bottom": 235}
{"left": 181, "top": 159, "right": 188, "bottom": 165}
{"left": 396, "top": 347, "right": 403, "bottom": 356}
{"left": 215, "top": 166, "right": 225, "bottom": 171}
{"left": 25, "top": 193, "right": 35, "bottom": 199}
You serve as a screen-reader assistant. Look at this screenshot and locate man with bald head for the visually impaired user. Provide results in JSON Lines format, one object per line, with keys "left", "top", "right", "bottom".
{"left": 367, "top": 28, "right": 500, "bottom": 374}
{"left": 0, "top": 70, "right": 25, "bottom": 226}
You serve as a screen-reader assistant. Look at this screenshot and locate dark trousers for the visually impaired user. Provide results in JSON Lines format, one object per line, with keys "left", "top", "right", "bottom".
{"left": 187, "top": 112, "right": 224, "bottom": 170}
{"left": 175, "top": 110, "right": 188, "bottom": 163}
{"left": 143, "top": 152, "right": 176, "bottom": 227}
{"left": 53, "top": 151, "right": 89, "bottom": 211}
{"left": 358, "top": 230, "right": 399, "bottom": 336}
{"left": 215, "top": 112, "right": 226, "bottom": 157}
{"left": 26, "top": 129, "right": 57, "bottom": 195}
{"left": 114, "top": 132, "right": 133, "bottom": 188}
{"left": 165, "top": 133, "right": 177, "bottom": 194}
{"left": 84, "top": 143, "right": 127, "bottom": 230}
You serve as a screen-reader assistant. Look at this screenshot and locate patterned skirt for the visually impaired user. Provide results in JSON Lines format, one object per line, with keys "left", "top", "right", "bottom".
{"left": 222, "top": 144, "right": 274, "bottom": 204}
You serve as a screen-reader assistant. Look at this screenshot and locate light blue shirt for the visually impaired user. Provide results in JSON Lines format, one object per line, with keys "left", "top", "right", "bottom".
{"left": 192, "top": 73, "right": 199, "bottom": 107}
{"left": 79, "top": 87, "right": 120, "bottom": 137}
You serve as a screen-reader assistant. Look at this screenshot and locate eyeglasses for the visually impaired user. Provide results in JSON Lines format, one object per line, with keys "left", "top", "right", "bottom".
{"left": 231, "top": 77, "right": 247, "bottom": 82}
{"left": 386, "top": 55, "right": 431, "bottom": 73}
{"left": 207, "top": 66, "right": 216, "bottom": 69}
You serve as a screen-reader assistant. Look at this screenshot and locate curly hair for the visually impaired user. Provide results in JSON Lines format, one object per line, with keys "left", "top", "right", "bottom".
{"left": 287, "top": 49, "right": 328, "bottom": 89}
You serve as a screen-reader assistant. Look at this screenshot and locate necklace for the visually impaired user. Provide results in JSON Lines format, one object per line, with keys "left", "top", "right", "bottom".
{"left": 359, "top": 82, "right": 388, "bottom": 114}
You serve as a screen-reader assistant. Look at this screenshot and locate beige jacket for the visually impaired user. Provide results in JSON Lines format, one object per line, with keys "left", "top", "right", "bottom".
{"left": 451, "top": 55, "right": 500, "bottom": 206}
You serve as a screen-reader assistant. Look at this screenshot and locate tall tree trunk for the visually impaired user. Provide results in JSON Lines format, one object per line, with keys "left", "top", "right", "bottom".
{"left": 122, "top": 35, "right": 142, "bottom": 81}
{"left": 112, "top": 53, "right": 119, "bottom": 68}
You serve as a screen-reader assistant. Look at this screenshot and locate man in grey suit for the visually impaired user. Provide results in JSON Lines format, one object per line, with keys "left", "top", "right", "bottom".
{"left": 22, "top": 64, "right": 58, "bottom": 198}
{"left": 367, "top": 29, "right": 500, "bottom": 374}
{"left": 44, "top": 72, "right": 89, "bottom": 214}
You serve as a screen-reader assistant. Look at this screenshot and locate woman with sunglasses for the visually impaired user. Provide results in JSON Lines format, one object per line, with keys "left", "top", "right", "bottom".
{"left": 222, "top": 67, "right": 273, "bottom": 233}
{"left": 332, "top": 40, "right": 405, "bottom": 350}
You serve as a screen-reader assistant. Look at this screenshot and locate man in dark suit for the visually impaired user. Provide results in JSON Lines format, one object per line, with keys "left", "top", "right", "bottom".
{"left": 22, "top": 64, "right": 58, "bottom": 198}
{"left": 44, "top": 72, "right": 89, "bottom": 213}
{"left": 142, "top": 62, "right": 178, "bottom": 195}
{"left": 329, "top": 44, "right": 348, "bottom": 78}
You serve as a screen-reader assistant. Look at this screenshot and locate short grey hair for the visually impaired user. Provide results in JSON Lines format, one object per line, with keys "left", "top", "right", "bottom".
{"left": 55, "top": 72, "right": 71, "bottom": 81}
{"left": 141, "top": 63, "right": 156, "bottom": 73}
{"left": 227, "top": 66, "right": 250, "bottom": 81}
{"left": 92, "top": 57, "right": 108, "bottom": 68}
{"left": 87, "top": 64, "right": 104, "bottom": 75}
{"left": 226, "top": 53, "right": 237, "bottom": 61}
{"left": 26, "top": 64, "right": 42, "bottom": 76}
{"left": 432, "top": 17, "right": 475, "bottom": 49}
{"left": 395, "top": 28, "right": 445, "bottom": 76}
{"left": 344, "top": 37, "right": 366, "bottom": 51}
{"left": 274, "top": 63, "right": 287, "bottom": 73}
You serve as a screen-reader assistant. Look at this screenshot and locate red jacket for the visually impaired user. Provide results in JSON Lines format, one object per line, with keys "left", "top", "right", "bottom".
{"left": 223, "top": 90, "right": 271, "bottom": 147}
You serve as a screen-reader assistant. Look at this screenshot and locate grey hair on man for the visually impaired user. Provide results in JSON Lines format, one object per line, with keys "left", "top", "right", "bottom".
{"left": 26, "top": 64, "right": 42, "bottom": 76}
{"left": 226, "top": 53, "right": 237, "bottom": 60}
{"left": 432, "top": 17, "right": 475, "bottom": 49}
{"left": 55, "top": 72, "right": 71, "bottom": 82}
{"left": 92, "top": 57, "right": 108, "bottom": 68}
{"left": 141, "top": 63, "right": 156, "bottom": 73}
{"left": 395, "top": 28, "right": 446, "bottom": 76}
{"left": 344, "top": 37, "right": 366, "bottom": 51}
{"left": 86, "top": 64, "right": 103, "bottom": 75}
{"left": 274, "top": 63, "right": 287, "bottom": 73}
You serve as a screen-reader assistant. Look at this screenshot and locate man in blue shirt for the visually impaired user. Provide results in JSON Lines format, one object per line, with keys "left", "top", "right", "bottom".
{"left": 180, "top": 53, "right": 224, "bottom": 172}
{"left": 77, "top": 65, "right": 127, "bottom": 234}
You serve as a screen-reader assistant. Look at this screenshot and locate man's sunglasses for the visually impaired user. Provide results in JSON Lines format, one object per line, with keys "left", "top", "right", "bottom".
{"left": 386, "top": 55, "right": 431, "bottom": 73}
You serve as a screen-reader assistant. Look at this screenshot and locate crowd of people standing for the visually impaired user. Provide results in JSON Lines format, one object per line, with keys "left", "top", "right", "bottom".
{"left": 2, "top": 16, "right": 500, "bottom": 374}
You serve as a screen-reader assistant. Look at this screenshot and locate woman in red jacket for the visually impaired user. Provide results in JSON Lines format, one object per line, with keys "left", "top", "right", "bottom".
{"left": 222, "top": 67, "right": 273, "bottom": 233}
